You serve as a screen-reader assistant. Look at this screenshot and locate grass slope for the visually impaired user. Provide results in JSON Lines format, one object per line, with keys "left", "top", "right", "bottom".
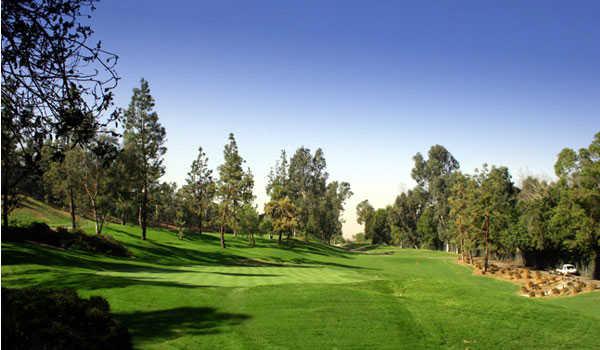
{"left": 3, "top": 198, "right": 600, "bottom": 349}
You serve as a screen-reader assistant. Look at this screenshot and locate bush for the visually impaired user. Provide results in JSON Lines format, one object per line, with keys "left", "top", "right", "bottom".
{"left": 2, "top": 287, "right": 131, "bottom": 350}
{"left": 2, "top": 223, "right": 130, "bottom": 257}
{"left": 70, "top": 232, "right": 131, "bottom": 257}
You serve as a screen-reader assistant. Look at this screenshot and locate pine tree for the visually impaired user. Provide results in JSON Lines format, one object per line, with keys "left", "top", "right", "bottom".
{"left": 217, "top": 133, "right": 254, "bottom": 248}
{"left": 183, "top": 146, "right": 215, "bottom": 234}
{"left": 123, "top": 79, "right": 166, "bottom": 240}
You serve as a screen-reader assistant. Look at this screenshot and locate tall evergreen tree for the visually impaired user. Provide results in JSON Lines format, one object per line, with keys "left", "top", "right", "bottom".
{"left": 217, "top": 133, "right": 254, "bottom": 248}
{"left": 123, "top": 79, "right": 166, "bottom": 240}
{"left": 183, "top": 146, "right": 215, "bottom": 234}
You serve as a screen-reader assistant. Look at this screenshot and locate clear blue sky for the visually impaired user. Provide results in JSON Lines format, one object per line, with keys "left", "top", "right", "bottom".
{"left": 92, "top": 0, "right": 600, "bottom": 237}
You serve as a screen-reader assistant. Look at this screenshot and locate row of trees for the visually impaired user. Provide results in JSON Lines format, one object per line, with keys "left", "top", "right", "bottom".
{"left": 356, "top": 134, "right": 600, "bottom": 278}
{"left": 1, "top": 1, "right": 353, "bottom": 247}
{"left": 31, "top": 79, "right": 261, "bottom": 247}
{"left": 265, "top": 148, "right": 353, "bottom": 244}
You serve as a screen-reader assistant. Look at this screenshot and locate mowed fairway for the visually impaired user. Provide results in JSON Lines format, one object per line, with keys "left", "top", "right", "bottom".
{"left": 2, "top": 200, "right": 600, "bottom": 349}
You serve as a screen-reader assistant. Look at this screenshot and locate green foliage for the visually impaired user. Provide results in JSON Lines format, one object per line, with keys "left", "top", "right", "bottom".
{"left": 177, "top": 146, "right": 216, "bottom": 235}
{"left": 2, "top": 222, "right": 130, "bottom": 257}
{"left": 123, "top": 78, "right": 167, "bottom": 240}
{"left": 3, "top": 201, "right": 600, "bottom": 349}
{"left": 2, "top": 287, "right": 131, "bottom": 350}
{"left": 217, "top": 133, "right": 254, "bottom": 247}
{"left": 370, "top": 208, "right": 391, "bottom": 244}
{"left": 267, "top": 147, "right": 351, "bottom": 242}
{"left": 264, "top": 197, "right": 298, "bottom": 243}
{"left": 417, "top": 206, "right": 440, "bottom": 249}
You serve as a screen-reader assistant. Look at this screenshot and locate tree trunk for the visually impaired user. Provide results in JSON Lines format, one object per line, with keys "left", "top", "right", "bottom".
{"left": 91, "top": 200, "right": 99, "bottom": 235}
{"left": 154, "top": 204, "right": 160, "bottom": 227}
{"left": 2, "top": 193, "right": 8, "bottom": 228}
{"left": 141, "top": 182, "right": 148, "bottom": 240}
{"left": 1, "top": 171, "right": 7, "bottom": 227}
{"left": 69, "top": 186, "right": 76, "bottom": 230}
{"left": 278, "top": 231, "right": 282, "bottom": 244}
{"left": 198, "top": 212, "right": 203, "bottom": 235}
{"left": 220, "top": 225, "right": 226, "bottom": 248}
{"left": 483, "top": 214, "right": 490, "bottom": 273}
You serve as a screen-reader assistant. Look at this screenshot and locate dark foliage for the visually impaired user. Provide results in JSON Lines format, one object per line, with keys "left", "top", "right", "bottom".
{"left": 2, "top": 287, "right": 131, "bottom": 350}
{"left": 2, "top": 223, "right": 130, "bottom": 257}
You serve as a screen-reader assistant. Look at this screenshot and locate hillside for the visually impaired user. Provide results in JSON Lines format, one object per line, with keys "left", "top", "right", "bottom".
{"left": 2, "top": 199, "right": 600, "bottom": 349}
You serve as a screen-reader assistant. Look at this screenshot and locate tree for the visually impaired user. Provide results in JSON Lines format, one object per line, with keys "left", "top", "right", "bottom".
{"left": 183, "top": 146, "right": 215, "bottom": 234}
{"left": 288, "top": 147, "right": 314, "bottom": 238}
{"left": 265, "top": 197, "right": 298, "bottom": 244}
{"left": 149, "top": 182, "right": 178, "bottom": 227}
{"left": 217, "top": 133, "right": 254, "bottom": 248}
{"left": 111, "top": 145, "right": 138, "bottom": 225}
{"left": 266, "top": 150, "right": 289, "bottom": 200}
{"left": 448, "top": 172, "right": 479, "bottom": 260}
{"left": 550, "top": 132, "right": 600, "bottom": 278}
{"left": 470, "top": 165, "right": 518, "bottom": 271}
{"left": 43, "top": 144, "right": 85, "bottom": 230}
{"left": 2, "top": 0, "right": 119, "bottom": 220}
{"left": 411, "top": 145, "right": 460, "bottom": 248}
{"left": 238, "top": 204, "right": 260, "bottom": 247}
{"left": 319, "top": 181, "right": 353, "bottom": 244}
{"left": 81, "top": 135, "right": 119, "bottom": 235}
{"left": 123, "top": 79, "right": 166, "bottom": 240}
{"left": 371, "top": 208, "right": 391, "bottom": 245}
{"left": 387, "top": 188, "right": 427, "bottom": 248}
{"left": 356, "top": 200, "right": 375, "bottom": 241}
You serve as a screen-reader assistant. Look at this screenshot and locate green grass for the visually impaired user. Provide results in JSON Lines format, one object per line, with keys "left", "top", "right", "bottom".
{"left": 3, "top": 198, "right": 600, "bottom": 349}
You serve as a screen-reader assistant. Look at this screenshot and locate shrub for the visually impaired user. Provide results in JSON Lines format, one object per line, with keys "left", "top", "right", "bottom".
{"left": 2, "top": 223, "right": 130, "bottom": 257}
{"left": 551, "top": 288, "right": 560, "bottom": 295}
{"left": 528, "top": 291, "right": 536, "bottom": 297}
{"left": 2, "top": 287, "right": 131, "bottom": 350}
{"left": 70, "top": 232, "right": 130, "bottom": 258}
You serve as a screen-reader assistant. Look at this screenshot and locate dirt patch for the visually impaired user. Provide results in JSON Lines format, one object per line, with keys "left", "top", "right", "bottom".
{"left": 459, "top": 258, "right": 600, "bottom": 298}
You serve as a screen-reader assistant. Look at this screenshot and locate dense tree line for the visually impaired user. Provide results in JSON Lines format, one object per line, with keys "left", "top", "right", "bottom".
{"left": 357, "top": 133, "right": 600, "bottom": 278}
{"left": 266, "top": 148, "right": 352, "bottom": 244}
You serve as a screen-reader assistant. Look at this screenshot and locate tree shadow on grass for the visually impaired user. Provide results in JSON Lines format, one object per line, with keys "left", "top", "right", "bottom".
{"left": 268, "top": 256, "right": 375, "bottom": 270}
{"left": 115, "top": 307, "right": 251, "bottom": 342}
{"left": 3, "top": 268, "right": 216, "bottom": 291}
{"left": 209, "top": 272, "right": 281, "bottom": 277}
{"left": 2, "top": 243, "right": 188, "bottom": 273}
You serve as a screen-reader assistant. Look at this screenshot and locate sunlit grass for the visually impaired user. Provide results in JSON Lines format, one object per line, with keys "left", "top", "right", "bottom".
{"left": 2, "top": 199, "right": 599, "bottom": 349}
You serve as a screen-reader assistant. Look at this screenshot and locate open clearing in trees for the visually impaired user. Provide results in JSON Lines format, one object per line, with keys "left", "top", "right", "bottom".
{"left": 3, "top": 198, "right": 600, "bottom": 349}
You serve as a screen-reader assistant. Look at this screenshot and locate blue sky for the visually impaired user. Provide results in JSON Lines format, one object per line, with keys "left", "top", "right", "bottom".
{"left": 92, "top": 0, "right": 600, "bottom": 237}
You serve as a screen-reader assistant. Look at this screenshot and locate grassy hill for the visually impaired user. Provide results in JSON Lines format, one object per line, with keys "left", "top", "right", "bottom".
{"left": 3, "top": 198, "right": 600, "bottom": 349}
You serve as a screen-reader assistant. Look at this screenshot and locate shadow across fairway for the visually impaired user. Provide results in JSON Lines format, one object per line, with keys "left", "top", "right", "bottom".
{"left": 3, "top": 268, "right": 216, "bottom": 291}
{"left": 115, "top": 307, "right": 251, "bottom": 341}
{"left": 209, "top": 272, "right": 281, "bottom": 277}
{"left": 2, "top": 244, "right": 188, "bottom": 273}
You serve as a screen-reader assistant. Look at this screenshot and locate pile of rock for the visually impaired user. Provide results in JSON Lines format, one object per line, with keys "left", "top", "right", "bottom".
{"left": 467, "top": 260, "right": 598, "bottom": 298}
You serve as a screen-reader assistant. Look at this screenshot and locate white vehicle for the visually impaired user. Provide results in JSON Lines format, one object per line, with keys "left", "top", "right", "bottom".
{"left": 556, "top": 264, "right": 577, "bottom": 275}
